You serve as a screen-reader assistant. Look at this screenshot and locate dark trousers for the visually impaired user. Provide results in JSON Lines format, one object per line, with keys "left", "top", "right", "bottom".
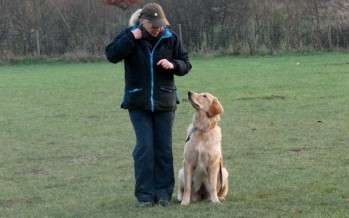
{"left": 128, "top": 110, "right": 175, "bottom": 203}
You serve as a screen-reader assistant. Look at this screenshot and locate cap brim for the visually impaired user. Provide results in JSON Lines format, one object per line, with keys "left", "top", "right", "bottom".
{"left": 149, "top": 18, "right": 169, "bottom": 27}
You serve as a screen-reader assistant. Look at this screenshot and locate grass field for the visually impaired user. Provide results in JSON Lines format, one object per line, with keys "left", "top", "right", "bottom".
{"left": 1, "top": 53, "right": 349, "bottom": 217}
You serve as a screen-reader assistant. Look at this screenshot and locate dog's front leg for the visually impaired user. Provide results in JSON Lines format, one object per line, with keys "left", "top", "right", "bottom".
{"left": 181, "top": 161, "right": 192, "bottom": 206}
{"left": 208, "top": 161, "right": 220, "bottom": 203}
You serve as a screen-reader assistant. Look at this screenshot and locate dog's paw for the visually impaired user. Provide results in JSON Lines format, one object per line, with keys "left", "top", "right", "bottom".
{"left": 180, "top": 200, "right": 190, "bottom": 206}
{"left": 218, "top": 197, "right": 225, "bottom": 201}
{"left": 212, "top": 199, "right": 221, "bottom": 204}
{"left": 210, "top": 196, "right": 221, "bottom": 204}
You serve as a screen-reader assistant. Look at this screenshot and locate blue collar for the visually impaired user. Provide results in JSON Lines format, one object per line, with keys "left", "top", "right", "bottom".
{"left": 131, "top": 25, "right": 172, "bottom": 39}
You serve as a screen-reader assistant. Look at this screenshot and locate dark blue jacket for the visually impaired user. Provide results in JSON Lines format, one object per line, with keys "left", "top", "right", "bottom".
{"left": 105, "top": 25, "right": 192, "bottom": 111}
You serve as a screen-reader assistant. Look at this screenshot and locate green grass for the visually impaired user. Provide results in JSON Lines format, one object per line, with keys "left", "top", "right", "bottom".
{"left": 1, "top": 53, "right": 349, "bottom": 217}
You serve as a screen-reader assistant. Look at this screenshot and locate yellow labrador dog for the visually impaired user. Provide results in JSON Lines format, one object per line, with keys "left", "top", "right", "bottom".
{"left": 178, "top": 91, "right": 229, "bottom": 206}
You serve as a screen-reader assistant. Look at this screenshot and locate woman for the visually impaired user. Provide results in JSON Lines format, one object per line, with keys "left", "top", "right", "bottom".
{"left": 105, "top": 3, "right": 192, "bottom": 208}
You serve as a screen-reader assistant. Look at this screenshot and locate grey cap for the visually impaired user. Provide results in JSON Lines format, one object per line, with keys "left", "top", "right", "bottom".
{"left": 140, "top": 3, "right": 169, "bottom": 27}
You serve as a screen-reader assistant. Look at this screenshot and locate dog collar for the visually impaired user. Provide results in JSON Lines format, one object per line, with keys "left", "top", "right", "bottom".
{"left": 185, "top": 127, "right": 199, "bottom": 142}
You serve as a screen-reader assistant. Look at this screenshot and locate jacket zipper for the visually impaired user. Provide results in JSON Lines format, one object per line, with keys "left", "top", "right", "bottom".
{"left": 147, "top": 39, "right": 164, "bottom": 112}
{"left": 150, "top": 51, "right": 155, "bottom": 112}
{"left": 140, "top": 27, "right": 171, "bottom": 112}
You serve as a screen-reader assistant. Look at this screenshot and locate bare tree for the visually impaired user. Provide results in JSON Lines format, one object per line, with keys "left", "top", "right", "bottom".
{"left": 330, "top": 0, "right": 349, "bottom": 13}
{"left": 0, "top": 0, "right": 348, "bottom": 59}
{"left": 0, "top": 0, "right": 10, "bottom": 57}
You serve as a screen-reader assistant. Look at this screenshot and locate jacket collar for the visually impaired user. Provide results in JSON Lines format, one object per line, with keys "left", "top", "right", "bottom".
{"left": 131, "top": 24, "right": 172, "bottom": 39}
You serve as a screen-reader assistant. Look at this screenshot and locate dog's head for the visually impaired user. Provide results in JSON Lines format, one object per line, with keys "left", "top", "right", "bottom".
{"left": 188, "top": 91, "right": 223, "bottom": 117}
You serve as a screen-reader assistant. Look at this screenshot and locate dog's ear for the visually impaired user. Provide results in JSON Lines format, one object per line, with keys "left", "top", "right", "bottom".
{"left": 208, "top": 98, "right": 223, "bottom": 117}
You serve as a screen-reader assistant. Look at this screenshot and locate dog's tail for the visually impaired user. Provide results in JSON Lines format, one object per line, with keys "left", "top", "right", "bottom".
{"left": 218, "top": 158, "right": 223, "bottom": 192}
{"left": 217, "top": 158, "right": 228, "bottom": 198}
{"left": 128, "top": 9, "right": 142, "bottom": 27}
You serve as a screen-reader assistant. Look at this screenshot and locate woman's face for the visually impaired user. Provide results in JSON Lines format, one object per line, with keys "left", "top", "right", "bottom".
{"left": 142, "top": 21, "right": 163, "bottom": 37}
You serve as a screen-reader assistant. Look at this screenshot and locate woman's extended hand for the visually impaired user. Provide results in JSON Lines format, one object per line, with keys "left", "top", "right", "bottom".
{"left": 157, "top": 59, "right": 174, "bottom": 70}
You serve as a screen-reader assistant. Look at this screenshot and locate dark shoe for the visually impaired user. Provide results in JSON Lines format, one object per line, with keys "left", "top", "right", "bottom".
{"left": 158, "top": 199, "right": 170, "bottom": 207}
{"left": 139, "top": 201, "right": 154, "bottom": 208}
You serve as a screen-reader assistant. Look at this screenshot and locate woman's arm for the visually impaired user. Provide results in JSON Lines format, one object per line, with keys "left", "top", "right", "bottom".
{"left": 105, "top": 28, "right": 136, "bottom": 64}
{"left": 170, "top": 33, "right": 192, "bottom": 76}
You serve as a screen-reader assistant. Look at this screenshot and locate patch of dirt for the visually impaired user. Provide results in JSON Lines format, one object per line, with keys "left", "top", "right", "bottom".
{"left": 16, "top": 168, "right": 62, "bottom": 175}
{"left": 1, "top": 199, "right": 33, "bottom": 206}
{"left": 319, "top": 96, "right": 337, "bottom": 99}
{"left": 236, "top": 95, "right": 287, "bottom": 101}
{"left": 72, "top": 156, "right": 104, "bottom": 164}
{"left": 326, "top": 62, "right": 349, "bottom": 66}
{"left": 291, "top": 147, "right": 316, "bottom": 153}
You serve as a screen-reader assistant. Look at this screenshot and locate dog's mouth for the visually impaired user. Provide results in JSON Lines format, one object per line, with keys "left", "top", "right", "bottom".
{"left": 191, "top": 101, "right": 200, "bottom": 109}
{"left": 188, "top": 91, "right": 200, "bottom": 109}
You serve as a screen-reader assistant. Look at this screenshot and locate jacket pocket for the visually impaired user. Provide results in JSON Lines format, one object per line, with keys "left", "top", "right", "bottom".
{"left": 122, "top": 87, "right": 145, "bottom": 108}
{"left": 160, "top": 87, "right": 176, "bottom": 93}
{"left": 127, "top": 88, "right": 143, "bottom": 93}
{"left": 157, "top": 86, "right": 177, "bottom": 109}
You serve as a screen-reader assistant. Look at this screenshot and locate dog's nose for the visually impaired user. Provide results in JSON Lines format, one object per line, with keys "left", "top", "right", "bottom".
{"left": 188, "top": 91, "right": 193, "bottom": 100}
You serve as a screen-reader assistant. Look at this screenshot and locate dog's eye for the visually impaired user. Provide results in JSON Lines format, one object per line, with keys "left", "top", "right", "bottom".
{"left": 203, "top": 95, "right": 207, "bottom": 98}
